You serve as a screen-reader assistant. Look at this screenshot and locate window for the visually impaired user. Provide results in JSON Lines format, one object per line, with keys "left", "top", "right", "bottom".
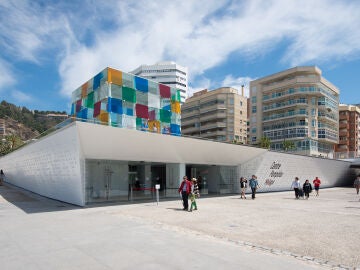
{"left": 229, "top": 98, "right": 234, "bottom": 105}
{"left": 252, "top": 106, "right": 257, "bottom": 113}
{"left": 252, "top": 86, "right": 257, "bottom": 94}
{"left": 252, "top": 136, "right": 257, "bottom": 142}
{"left": 240, "top": 101, "right": 243, "bottom": 106}
{"left": 251, "top": 96, "right": 257, "bottom": 104}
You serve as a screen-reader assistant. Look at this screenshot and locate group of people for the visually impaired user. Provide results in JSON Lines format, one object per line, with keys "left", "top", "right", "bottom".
{"left": 290, "top": 176, "right": 321, "bottom": 199}
{"left": 240, "top": 175, "right": 260, "bottom": 200}
{"left": 178, "top": 176, "right": 200, "bottom": 212}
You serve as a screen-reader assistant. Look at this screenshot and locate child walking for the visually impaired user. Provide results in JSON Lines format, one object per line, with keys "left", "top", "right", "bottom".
{"left": 189, "top": 178, "right": 200, "bottom": 212}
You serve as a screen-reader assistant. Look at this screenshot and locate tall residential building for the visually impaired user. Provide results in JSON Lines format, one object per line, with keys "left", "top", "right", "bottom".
{"left": 249, "top": 66, "right": 339, "bottom": 157}
{"left": 181, "top": 87, "right": 248, "bottom": 143}
{"left": 130, "top": 61, "right": 188, "bottom": 103}
{"left": 335, "top": 104, "right": 360, "bottom": 159}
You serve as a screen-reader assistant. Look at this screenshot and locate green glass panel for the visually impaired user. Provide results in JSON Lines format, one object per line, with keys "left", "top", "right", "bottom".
{"left": 122, "top": 87, "right": 136, "bottom": 103}
{"left": 160, "top": 109, "right": 171, "bottom": 123}
{"left": 86, "top": 92, "right": 94, "bottom": 108}
{"left": 136, "top": 117, "right": 142, "bottom": 127}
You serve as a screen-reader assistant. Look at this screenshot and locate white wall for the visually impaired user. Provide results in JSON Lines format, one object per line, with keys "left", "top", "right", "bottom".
{"left": 239, "top": 151, "right": 352, "bottom": 192}
{"left": 0, "top": 125, "right": 84, "bottom": 205}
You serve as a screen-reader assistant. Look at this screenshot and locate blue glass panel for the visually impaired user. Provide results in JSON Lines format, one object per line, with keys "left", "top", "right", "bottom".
{"left": 135, "top": 76, "right": 148, "bottom": 92}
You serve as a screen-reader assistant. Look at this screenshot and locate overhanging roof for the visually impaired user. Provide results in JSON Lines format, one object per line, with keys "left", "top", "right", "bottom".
{"left": 76, "top": 121, "right": 267, "bottom": 166}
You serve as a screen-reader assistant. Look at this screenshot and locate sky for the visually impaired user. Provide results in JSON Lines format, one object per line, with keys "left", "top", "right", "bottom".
{"left": 0, "top": 0, "right": 360, "bottom": 113}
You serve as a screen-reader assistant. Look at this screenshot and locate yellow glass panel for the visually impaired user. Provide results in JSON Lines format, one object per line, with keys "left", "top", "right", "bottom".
{"left": 148, "top": 120, "right": 160, "bottom": 133}
{"left": 99, "top": 111, "right": 109, "bottom": 123}
{"left": 108, "top": 68, "right": 122, "bottom": 85}
{"left": 171, "top": 101, "right": 181, "bottom": 114}
{"left": 81, "top": 82, "right": 88, "bottom": 98}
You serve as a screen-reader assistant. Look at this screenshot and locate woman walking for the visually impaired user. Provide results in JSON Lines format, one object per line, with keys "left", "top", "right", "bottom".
{"left": 240, "top": 177, "right": 247, "bottom": 199}
{"left": 189, "top": 178, "right": 200, "bottom": 212}
{"left": 303, "top": 179, "right": 312, "bottom": 199}
{"left": 291, "top": 177, "right": 301, "bottom": 199}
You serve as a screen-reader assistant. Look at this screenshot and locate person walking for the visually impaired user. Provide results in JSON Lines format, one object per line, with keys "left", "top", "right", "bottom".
{"left": 0, "top": 169, "right": 4, "bottom": 186}
{"left": 178, "top": 176, "right": 191, "bottom": 211}
{"left": 313, "top": 176, "right": 322, "bottom": 196}
{"left": 291, "top": 177, "right": 301, "bottom": 199}
{"left": 303, "top": 179, "right": 312, "bottom": 199}
{"left": 354, "top": 175, "right": 360, "bottom": 195}
{"left": 189, "top": 178, "right": 200, "bottom": 212}
{"left": 249, "top": 175, "right": 259, "bottom": 200}
{"left": 240, "top": 177, "right": 247, "bottom": 199}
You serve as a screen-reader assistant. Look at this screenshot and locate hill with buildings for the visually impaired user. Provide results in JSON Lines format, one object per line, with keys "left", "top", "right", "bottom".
{"left": 0, "top": 100, "right": 68, "bottom": 141}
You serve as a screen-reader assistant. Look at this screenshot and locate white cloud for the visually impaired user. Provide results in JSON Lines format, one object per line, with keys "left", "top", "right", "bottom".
{"left": 0, "top": 59, "right": 15, "bottom": 90}
{"left": 1, "top": 0, "right": 360, "bottom": 101}
{"left": 188, "top": 77, "right": 212, "bottom": 98}
{"left": 10, "top": 90, "right": 33, "bottom": 103}
{"left": 221, "top": 75, "right": 253, "bottom": 97}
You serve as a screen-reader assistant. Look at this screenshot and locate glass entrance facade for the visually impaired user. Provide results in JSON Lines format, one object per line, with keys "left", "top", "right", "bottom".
{"left": 85, "top": 159, "right": 238, "bottom": 204}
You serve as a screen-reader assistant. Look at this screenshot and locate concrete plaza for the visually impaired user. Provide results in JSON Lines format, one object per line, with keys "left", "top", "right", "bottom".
{"left": 0, "top": 184, "right": 359, "bottom": 269}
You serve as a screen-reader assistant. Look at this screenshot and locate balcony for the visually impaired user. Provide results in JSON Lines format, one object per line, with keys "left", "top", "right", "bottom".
{"left": 262, "top": 77, "right": 320, "bottom": 92}
{"left": 263, "top": 100, "right": 308, "bottom": 112}
{"left": 181, "top": 126, "right": 200, "bottom": 134}
{"left": 199, "top": 104, "right": 227, "bottom": 114}
{"left": 339, "top": 130, "right": 348, "bottom": 136}
{"left": 181, "top": 118, "right": 200, "bottom": 127}
{"left": 200, "top": 112, "right": 227, "bottom": 122}
{"left": 200, "top": 122, "right": 226, "bottom": 131}
{"left": 200, "top": 130, "right": 227, "bottom": 138}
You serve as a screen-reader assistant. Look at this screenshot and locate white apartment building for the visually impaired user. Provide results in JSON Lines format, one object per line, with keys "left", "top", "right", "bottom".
{"left": 130, "top": 61, "right": 188, "bottom": 103}
{"left": 249, "top": 66, "right": 339, "bottom": 157}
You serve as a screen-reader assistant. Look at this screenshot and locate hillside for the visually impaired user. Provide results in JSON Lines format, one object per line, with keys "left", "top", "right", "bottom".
{"left": 0, "top": 100, "right": 68, "bottom": 141}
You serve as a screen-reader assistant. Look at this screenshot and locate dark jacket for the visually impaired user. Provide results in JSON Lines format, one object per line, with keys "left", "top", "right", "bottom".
{"left": 303, "top": 182, "right": 312, "bottom": 193}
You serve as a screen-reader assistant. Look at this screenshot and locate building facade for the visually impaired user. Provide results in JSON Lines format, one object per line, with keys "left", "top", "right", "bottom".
{"left": 71, "top": 67, "right": 182, "bottom": 136}
{"left": 249, "top": 66, "right": 339, "bottom": 157}
{"left": 181, "top": 87, "right": 248, "bottom": 143}
{"left": 0, "top": 121, "right": 353, "bottom": 206}
{"left": 335, "top": 104, "right": 360, "bottom": 159}
{"left": 130, "top": 61, "right": 188, "bottom": 103}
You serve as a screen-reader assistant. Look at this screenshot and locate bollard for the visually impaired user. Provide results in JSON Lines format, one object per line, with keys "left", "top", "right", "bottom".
{"left": 155, "top": 184, "right": 160, "bottom": 205}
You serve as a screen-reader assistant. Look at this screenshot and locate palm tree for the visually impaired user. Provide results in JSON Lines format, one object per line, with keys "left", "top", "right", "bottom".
{"left": 282, "top": 139, "right": 295, "bottom": 151}
{"left": 260, "top": 136, "right": 271, "bottom": 149}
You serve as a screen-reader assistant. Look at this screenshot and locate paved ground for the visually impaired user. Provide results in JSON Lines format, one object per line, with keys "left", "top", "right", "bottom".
{"left": 0, "top": 184, "right": 359, "bottom": 270}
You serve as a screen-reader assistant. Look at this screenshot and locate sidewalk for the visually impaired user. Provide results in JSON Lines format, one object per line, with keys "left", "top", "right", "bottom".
{"left": 0, "top": 184, "right": 359, "bottom": 269}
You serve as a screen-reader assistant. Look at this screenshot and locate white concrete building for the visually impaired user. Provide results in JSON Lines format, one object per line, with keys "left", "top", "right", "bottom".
{"left": 130, "top": 61, "right": 188, "bottom": 103}
{"left": 0, "top": 121, "right": 354, "bottom": 206}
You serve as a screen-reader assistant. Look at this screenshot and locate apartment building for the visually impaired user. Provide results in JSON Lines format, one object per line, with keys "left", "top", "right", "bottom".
{"left": 130, "top": 61, "right": 188, "bottom": 103}
{"left": 335, "top": 104, "right": 360, "bottom": 159}
{"left": 181, "top": 87, "right": 248, "bottom": 143}
{"left": 249, "top": 66, "right": 339, "bottom": 157}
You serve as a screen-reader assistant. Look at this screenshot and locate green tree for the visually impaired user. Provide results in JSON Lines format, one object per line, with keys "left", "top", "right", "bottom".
{"left": 282, "top": 140, "right": 295, "bottom": 151}
{"left": 0, "top": 135, "right": 23, "bottom": 155}
{"left": 260, "top": 136, "right": 271, "bottom": 149}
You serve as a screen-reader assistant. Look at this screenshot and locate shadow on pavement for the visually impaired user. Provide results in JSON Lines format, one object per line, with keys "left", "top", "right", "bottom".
{"left": 0, "top": 183, "right": 79, "bottom": 214}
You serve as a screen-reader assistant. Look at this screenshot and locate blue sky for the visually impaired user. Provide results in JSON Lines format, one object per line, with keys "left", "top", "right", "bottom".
{"left": 0, "top": 0, "right": 360, "bottom": 112}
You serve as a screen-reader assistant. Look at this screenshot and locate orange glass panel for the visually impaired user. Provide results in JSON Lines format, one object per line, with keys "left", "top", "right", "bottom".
{"left": 81, "top": 82, "right": 88, "bottom": 98}
{"left": 99, "top": 111, "right": 109, "bottom": 123}
{"left": 108, "top": 68, "right": 122, "bottom": 85}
